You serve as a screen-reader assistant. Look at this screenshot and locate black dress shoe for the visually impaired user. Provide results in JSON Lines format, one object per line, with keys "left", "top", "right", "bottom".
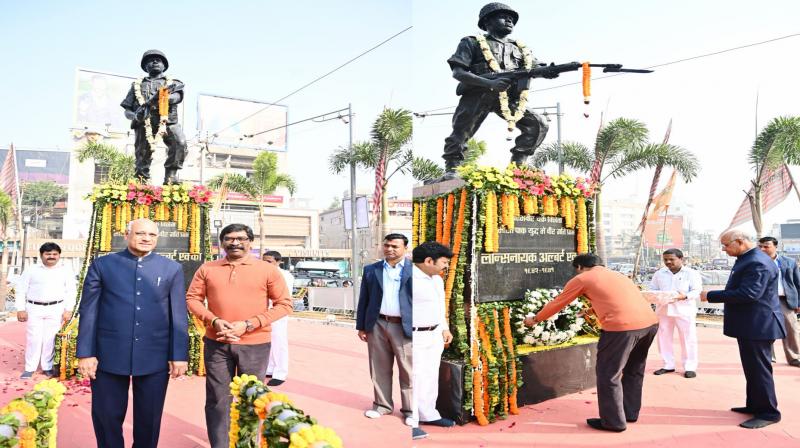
{"left": 653, "top": 368, "right": 675, "bottom": 375}
{"left": 626, "top": 418, "right": 638, "bottom": 423}
{"left": 739, "top": 418, "right": 779, "bottom": 429}
{"left": 267, "top": 379, "right": 285, "bottom": 386}
{"left": 731, "top": 407, "right": 754, "bottom": 414}
{"left": 789, "top": 359, "right": 800, "bottom": 367}
{"left": 421, "top": 418, "right": 455, "bottom": 427}
{"left": 684, "top": 371, "right": 696, "bottom": 378}
{"left": 586, "top": 418, "right": 625, "bottom": 432}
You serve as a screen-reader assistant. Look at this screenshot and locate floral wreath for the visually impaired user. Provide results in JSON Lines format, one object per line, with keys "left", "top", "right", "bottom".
{"left": 513, "top": 289, "right": 584, "bottom": 346}
{"left": 474, "top": 34, "right": 533, "bottom": 131}
{"left": 133, "top": 77, "right": 173, "bottom": 148}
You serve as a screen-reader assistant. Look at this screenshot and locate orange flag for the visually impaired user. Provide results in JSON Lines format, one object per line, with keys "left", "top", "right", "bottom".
{"left": 648, "top": 170, "right": 677, "bottom": 220}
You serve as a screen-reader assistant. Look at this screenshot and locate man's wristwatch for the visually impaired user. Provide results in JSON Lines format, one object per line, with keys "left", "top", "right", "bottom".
{"left": 245, "top": 319, "right": 255, "bottom": 333}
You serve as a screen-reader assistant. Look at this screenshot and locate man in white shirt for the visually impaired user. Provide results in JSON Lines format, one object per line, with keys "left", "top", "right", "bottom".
{"left": 411, "top": 242, "right": 456, "bottom": 440}
{"left": 649, "top": 248, "right": 702, "bottom": 378}
{"left": 15, "top": 242, "right": 77, "bottom": 379}
{"left": 262, "top": 251, "right": 295, "bottom": 386}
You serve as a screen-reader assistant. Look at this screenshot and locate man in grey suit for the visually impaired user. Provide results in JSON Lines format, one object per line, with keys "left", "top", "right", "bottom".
{"left": 356, "top": 234, "right": 413, "bottom": 425}
{"left": 758, "top": 237, "right": 800, "bottom": 367}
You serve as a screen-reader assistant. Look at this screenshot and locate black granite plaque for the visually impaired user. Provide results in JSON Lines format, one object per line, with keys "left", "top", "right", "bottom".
{"left": 102, "top": 221, "right": 203, "bottom": 290}
{"left": 475, "top": 215, "right": 576, "bottom": 303}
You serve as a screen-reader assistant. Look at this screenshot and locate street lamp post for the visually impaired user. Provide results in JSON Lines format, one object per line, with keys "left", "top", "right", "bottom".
{"left": 213, "top": 219, "right": 223, "bottom": 259}
{"left": 20, "top": 216, "right": 31, "bottom": 270}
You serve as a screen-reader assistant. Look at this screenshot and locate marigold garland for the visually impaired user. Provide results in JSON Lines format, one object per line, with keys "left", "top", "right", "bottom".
{"left": 483, "top": 192, "right": 498, "bottom": 252}
{"left": 474, "top": 34, "right": 533, "bottom": 131}
{"left": 502, "top": 307, "right": 520, "bottom": 415}
{"left": 419, "top": 201, "right": 428, "bottom": 244}
{"left": 442, "top": 193, "right": 455, "bottom": 247}
{"left": 435, "top": 197, "right": 444, "bottom": 243}
{"left": 577, "top": 196, "right": 589, "bottom": 253}
{"left": 582, "top": 62, "right": 591, "bottom": 104}
{"left": 444, "top": 189, "right": 468, "bottom": 318}
{"left": 411, "top": 202, "right": 420, "bottom": 246}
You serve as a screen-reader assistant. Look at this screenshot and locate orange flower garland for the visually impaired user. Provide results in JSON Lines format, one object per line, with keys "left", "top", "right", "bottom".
{"left": 101, "top": 203, "right": 112, "bottom": 251}
{"left": 189, "top": 203, "right": 201, "bottom": 254}
{"left": 522, "top": 193, "right": 538, "bottom": 215}
{"left": 419, "top": 202, "right": 428, "bottom": 244}
{"left": 444, "top": 189, "right": 467, "bottom": 317}
{"left": 576, "top": 197, "right": 589, "bottom": 253}
{"left": 436, "top": 197, "right": 444, "bottom": 243}
{"left": 442, "top": 193, "right": 455, "bottom": 247}
{"left": 192, "top": 316, "right": 206, "bottom": 376}
{"left": 471, "top": 338, "right": 489, "bottom": 425}
{"left": 502, "top": 307, "right": 520, "bottom": 415}
{"left": 492, "top": 309, "right": 508, "bottom": 416}
{"left": 560, "top": 197, "right": 576, "bottom": 229}
{"left": 582, "top": 62, "right": 591, "bottom": 105}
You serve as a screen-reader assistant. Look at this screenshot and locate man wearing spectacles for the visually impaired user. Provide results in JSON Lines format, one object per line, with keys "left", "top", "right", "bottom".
{"left": 701, "top": 230, "right": 786, "bottom": 429}
{"left": 76, "top": 218, "right": 189, "bottom": 448}
{"left": 186, "top": 223, "right": 293, "bottom": 448}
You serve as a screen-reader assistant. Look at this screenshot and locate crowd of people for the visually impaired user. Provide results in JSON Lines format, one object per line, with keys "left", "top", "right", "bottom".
{"left": 10, "top": 222, "right": 800, "bottom": 444}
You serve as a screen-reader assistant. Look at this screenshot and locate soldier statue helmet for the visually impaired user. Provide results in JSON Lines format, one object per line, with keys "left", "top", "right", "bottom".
{"left": 477, "top": 2, "right": 519, "bottom": 30}
{"left": 140, "top": 49, "right": 169, "bottom": 72}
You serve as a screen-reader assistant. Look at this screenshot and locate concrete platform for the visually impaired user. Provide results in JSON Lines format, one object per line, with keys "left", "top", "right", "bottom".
{"left": 0, "top": 318, "right": 408, "bottom": 447}
{"left": 415, "top": 325, "right": 800, "bottom": 447}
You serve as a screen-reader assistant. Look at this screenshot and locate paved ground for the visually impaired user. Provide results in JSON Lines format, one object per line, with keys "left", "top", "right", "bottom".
{"left": 0, "top": 318, "right": 408, "bottom": 447}
{"left": 416, "top": 325, "right": 800, "bottom": 448}
{"left": 1, "top": 319, "right": 798, "bottom": 447}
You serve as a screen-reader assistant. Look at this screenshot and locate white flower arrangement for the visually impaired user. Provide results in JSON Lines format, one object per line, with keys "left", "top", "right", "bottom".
{"left": 513, "top": 289, "right": 585, "bottom": 347}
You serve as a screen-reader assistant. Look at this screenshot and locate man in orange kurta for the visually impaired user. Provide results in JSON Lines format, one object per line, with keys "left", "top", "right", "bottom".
{"left": 525, "top": 253, "right": 658, "bottom": 432}
{"left": 186, "top": 223, "right": 293, "bottom": 448}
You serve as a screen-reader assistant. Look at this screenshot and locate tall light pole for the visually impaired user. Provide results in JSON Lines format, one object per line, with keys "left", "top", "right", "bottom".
{"left": 20, "top": 216, "right": 31, "bottom": 270}
{"left": 347, "top": 103, "right": 360, "bottom": 312}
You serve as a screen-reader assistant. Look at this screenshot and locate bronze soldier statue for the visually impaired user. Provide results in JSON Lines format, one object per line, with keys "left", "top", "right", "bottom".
{"left": 121, "top": 49, "right": 187, "bottom": 184}
{"left": 442, "top": 3, "right": 549, "bottom": 179}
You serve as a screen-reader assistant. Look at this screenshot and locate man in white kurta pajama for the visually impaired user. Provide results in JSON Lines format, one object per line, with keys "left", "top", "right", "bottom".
{"left": 649, "top": 248, "right": 702, "bottom": 378}
{"left": 15, "top": 242, "right": 76, "bottom": 378}
{"left": 411, "top": 242, "right": 456, "bottom": 440}
{"left": 263, "top": 251, "right": 294, "bottom": 386}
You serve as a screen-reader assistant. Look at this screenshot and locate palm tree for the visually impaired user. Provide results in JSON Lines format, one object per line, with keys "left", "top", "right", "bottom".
{"left": 531, "top": 118, "right": 699, "bottom": 261}
{"left": 412, "top": 139, "right": 488, "bottom": 183}
{"left": 0, "top": 191, "right": 13, "bottom": 311}
{"left": 75, "top": 141, "right": 136, "bottom": 184}
{"left": 328, "top": 108, "right": 413, "bottom": 241}
{"left": 207, "top": 151, "right": 296, "bottom": 257}
{"left": 746, "top": 116, "right": 800, "bottom": 237}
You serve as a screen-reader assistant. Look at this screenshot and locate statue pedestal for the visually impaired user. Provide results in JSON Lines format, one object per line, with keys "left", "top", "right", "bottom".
{"left": 438, "top": 340, "right": 598, "bottom": 425}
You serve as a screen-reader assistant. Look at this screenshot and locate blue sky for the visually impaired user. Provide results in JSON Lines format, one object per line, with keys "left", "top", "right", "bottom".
{"left": 3, "top": 0, "right": 800, "bottom": 234}
{"left": 0, "top": 0, "right": 413, "bottom": 207}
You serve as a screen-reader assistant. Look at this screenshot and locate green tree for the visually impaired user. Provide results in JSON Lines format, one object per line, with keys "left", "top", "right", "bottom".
{"left": 0, "top": 191, "right": 12, "bottom": 310}
{"left": 207, "top": 151, "right": 296, "bottom": 257}
{"left": 746, "top": 116, "right": 800, "bottom": 237}
{"left": 531, "top": 118, "right": 699, "bottom": 261}
{"left": 21, "top": 181, "right": 67, "bottom": 228}
{"left": 412, "top": 139, "right": 488, "bottom": 183}
{"left": 328, "top": 108, "right": 413, "bottom": 240}
{"left": 75, "top": 141, "right": 136, "bottom": 184}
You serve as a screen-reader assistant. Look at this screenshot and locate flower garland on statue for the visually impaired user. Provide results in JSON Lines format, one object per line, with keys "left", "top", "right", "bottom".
{"left": 474, "top": 35, "right": 533, "bottom": 131}
{"left": 411, "top": 202, "right": 420, "bottom": 246}
{"left": 133, "top": 78, "right": 173, "bottom": 148}
{"left": 512, "top": 289, "right": 584, "bottom": 347}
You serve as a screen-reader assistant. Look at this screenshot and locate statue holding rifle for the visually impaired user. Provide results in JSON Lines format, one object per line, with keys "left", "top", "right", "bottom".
{"left": 441, "top": 3, "right": 651, "bottom": 180}
{"left": 121, "top": 49, "right": 187, "bottom": 184}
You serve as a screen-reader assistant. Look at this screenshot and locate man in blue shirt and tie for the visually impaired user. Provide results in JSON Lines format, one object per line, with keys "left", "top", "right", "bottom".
{"left": 356, "top": 234, "right": 413, "bottom": 425}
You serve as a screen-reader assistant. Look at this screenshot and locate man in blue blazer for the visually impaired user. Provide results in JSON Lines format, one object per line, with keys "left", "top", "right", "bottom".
{"left": 702, "top": 230, "right": 786, "bottom": 429}
{"left": 356, "top": 233, "right": 413, "bottom": 424}
{"left": 758, "top": 236, "right": 800, "bottom": 367}
{"left": 77, "top": 218, "right": 189, "bottom": 448}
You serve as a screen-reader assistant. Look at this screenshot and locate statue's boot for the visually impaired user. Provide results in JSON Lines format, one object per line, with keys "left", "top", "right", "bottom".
{"left": 510, "top": 154, "right": 528, "bottom": 167}
{"left": 164, "top": 169, "right": 179, "bottom": 185}
{"left": 135, "top": 170, "right": 150, "bottom": 184}
{"left": 425, "top": 159, "right": 462, "bottom": 185}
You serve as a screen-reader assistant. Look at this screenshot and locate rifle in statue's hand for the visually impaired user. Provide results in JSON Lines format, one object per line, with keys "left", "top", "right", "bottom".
{"left": 457, "top": 62, "right": 652, "bottom": 95}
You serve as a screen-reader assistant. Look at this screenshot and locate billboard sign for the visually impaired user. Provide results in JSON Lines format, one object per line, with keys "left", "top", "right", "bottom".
{"left": 644, "top": 215, "right": 684, "bottom": 248}
{"left": 197, "top": 93, "right": 288, "bottom": 151}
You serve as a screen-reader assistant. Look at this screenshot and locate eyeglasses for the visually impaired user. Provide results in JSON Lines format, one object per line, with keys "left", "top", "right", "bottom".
{"left": 222, "top": 236, "right": 250, "bottom": 243}
{"left": 133, "top": 231, "right": 158, "bottom": 238}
